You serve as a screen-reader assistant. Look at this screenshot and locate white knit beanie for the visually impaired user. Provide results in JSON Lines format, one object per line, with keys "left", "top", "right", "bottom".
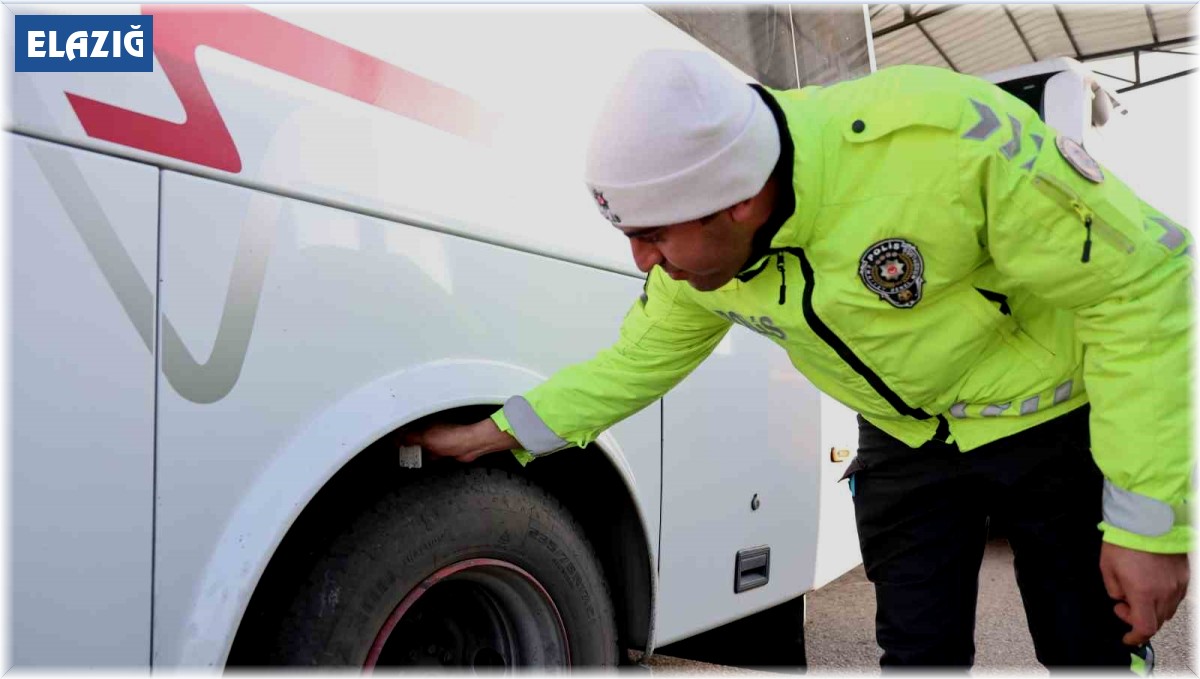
{"left": 584, "top": 50, "right": 781, "bottom": 228}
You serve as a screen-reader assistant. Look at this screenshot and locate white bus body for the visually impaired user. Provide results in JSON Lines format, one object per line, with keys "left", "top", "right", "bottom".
{"left": 8, "top": 4, "right": 868, "bottom": 668}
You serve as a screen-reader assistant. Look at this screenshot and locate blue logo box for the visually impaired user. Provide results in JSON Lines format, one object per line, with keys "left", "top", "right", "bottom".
{"left": 15, "top": 14, "right": 154, "bottom": 72}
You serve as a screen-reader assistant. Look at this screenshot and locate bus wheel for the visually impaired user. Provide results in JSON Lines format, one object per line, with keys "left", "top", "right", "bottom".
{"left": 255, "top": 466, "right": 618, "bottom": 668}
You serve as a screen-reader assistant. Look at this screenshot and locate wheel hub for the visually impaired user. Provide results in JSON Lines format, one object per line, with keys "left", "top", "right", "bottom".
{"left": 364, "top": 558, "right": 571, "bottom": 670}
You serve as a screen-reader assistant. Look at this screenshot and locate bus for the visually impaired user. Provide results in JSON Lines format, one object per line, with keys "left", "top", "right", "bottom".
{"left": 8, "top": 4, "right": 871, "bottom": 668}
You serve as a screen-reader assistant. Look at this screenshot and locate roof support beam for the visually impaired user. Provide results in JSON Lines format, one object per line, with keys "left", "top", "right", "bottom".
{"left": 1117, "top": 67, "right": 1197, "bottom": 93}
{"left": 1145, "top": 5, "right": 1160, "bottom": 43}
{"left": 1003, "top": 5, "right": 1038, "bottom": 61}
{"left": 1078, "top": 36, "right": 1196, "bottom": 61}
{"left": 914, "top": 17, "right": 958, "bottom": 71}
{"left": 1054, "top": 5, "right": 1083, "bottom": 58}
{"left": 1144, "top": 48, "right": 1198, "bottom": 56}
{"left": 871, "top": 5, "right": 957, "bottom": 39}
{"left": 1092, "top": 70, "right": 1137, "bottom": 84}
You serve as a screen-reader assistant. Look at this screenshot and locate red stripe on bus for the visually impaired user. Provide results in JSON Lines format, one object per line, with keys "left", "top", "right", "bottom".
{"left": 66, "top": 5, "right": 499, "bottom": 173}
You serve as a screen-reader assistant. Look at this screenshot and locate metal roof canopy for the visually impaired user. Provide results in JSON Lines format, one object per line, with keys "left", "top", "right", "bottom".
{"left": 869, "top": 4, "right": 1196, "bottom": 92}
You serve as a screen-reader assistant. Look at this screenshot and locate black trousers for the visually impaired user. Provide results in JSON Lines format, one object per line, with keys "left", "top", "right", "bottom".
{"left": 848, "top": 406, "right": 1136, "bottom": 670}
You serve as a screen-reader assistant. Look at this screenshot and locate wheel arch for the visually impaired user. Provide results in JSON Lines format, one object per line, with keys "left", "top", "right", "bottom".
{"left": 167, "top": 359, "right": 657, "bottom": 667}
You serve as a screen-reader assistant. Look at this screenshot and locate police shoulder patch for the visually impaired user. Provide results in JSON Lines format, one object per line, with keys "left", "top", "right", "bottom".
{"left": 1055, "top": 136, "right": 1104, "bottom": 184}
{"left": 859, "top": 239, "right": 925, "bottom": 309}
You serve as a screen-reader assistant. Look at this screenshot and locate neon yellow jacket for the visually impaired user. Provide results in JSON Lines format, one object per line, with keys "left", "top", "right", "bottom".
{"left": 494, "top": 65, "right": 1193, "bottom": 554}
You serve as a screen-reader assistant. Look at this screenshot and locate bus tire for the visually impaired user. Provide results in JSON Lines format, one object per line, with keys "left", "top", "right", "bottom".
{"left": 252, "top": 465, "right": 618, "bottom": 668}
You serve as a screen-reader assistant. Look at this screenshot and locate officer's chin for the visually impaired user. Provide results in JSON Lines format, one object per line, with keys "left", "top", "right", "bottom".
{"left": 687, "top": 274, "right": 732, "bottom": 292}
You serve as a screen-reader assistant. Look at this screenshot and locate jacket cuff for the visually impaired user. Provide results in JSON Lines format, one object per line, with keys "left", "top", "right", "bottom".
{"left": 494, "top": 395, "right": 573, "bottom": 459}
{"left": 1100, "top": 522, "right": 1192, "bottom": 554}
{"left": 489, "top": 409, "right": 535, "bottom": 467}
{"left": 1101, "top": 479, "right": 1188, "bottom": 535}
{"left": 501, "top": 396, "right": 572, "bottom": 457}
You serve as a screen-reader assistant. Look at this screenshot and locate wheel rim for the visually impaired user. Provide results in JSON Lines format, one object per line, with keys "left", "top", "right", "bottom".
{"left": 363, "top": 558, "right": 572, "bottom": 670}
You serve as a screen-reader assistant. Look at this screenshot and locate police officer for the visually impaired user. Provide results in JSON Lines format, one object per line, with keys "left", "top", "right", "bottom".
{"left": 402, "top": 50, "right": 1191, "bottom": 670}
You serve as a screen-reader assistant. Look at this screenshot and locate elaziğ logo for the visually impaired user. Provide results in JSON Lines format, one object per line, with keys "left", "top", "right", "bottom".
{"left": 16, "top": 14, "right": 153, "bottom": 72}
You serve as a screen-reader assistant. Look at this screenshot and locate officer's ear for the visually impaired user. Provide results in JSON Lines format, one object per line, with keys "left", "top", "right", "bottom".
{"left": 728, "top": 197, "right": 756, "bottom": 223}
{"left": 728, "top": 175, "right": 776, "bottom": 225}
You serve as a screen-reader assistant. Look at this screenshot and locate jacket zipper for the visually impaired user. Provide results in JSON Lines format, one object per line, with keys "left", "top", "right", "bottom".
{"left": 775, "top": 248, "right": 935, "bottom": 423}
{"left": 776, "top": 253, "right": 787, "bottom": 304}
{"left": 1030, "top": 173, "right": 1133, "bottom": 262}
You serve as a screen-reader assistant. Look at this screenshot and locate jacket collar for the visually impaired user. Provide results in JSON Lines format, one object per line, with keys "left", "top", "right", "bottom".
{"left": 736, "top": 85, "right": 821, "bottom": 282}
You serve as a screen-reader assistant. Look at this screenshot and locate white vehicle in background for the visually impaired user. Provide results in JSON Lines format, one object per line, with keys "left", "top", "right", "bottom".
{"left": 6, "top": 3, "right": 1126, "bottom": 670}
{"left": 984, "top": 56, "right": 1125, "bottom": 164}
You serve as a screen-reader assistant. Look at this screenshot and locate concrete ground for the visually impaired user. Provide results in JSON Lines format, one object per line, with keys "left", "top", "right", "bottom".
{"left": 645, "top": 539, "right": 1195, "bottom": 674}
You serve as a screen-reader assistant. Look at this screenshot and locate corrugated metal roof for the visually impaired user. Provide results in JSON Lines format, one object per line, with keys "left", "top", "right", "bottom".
{"left": 874, "top": 25, "right": 952, "bottom": 67}
{"left": 1150, "top": 4, "right": 1194, "bottom": 41}
{"left": 1007, "top": 4, "right": 1076, "bottom": 61}
{"left": 869, "top": 4, "right": 1196, "bottom": 91}
{"left": 870, "top": 2, "right": 907, "bottom": 29}
{"left": 1061, "top": 4, "right": 1154, "bottom": 55}
{"left": 923, "top": 5, "right": 1032, "bottom": 73}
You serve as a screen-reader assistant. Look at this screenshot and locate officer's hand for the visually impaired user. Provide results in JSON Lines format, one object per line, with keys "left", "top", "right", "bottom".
{"left": 1099, "top": 542, "right": 1189, "bottom": 646}
{"left": 398, "top": 418, "right": 518, "bottom": 463}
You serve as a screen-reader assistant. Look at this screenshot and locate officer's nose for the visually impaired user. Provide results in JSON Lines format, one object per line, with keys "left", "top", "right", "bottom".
{"left": 630, "top": 239, "right": 664, "bottom": 274}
